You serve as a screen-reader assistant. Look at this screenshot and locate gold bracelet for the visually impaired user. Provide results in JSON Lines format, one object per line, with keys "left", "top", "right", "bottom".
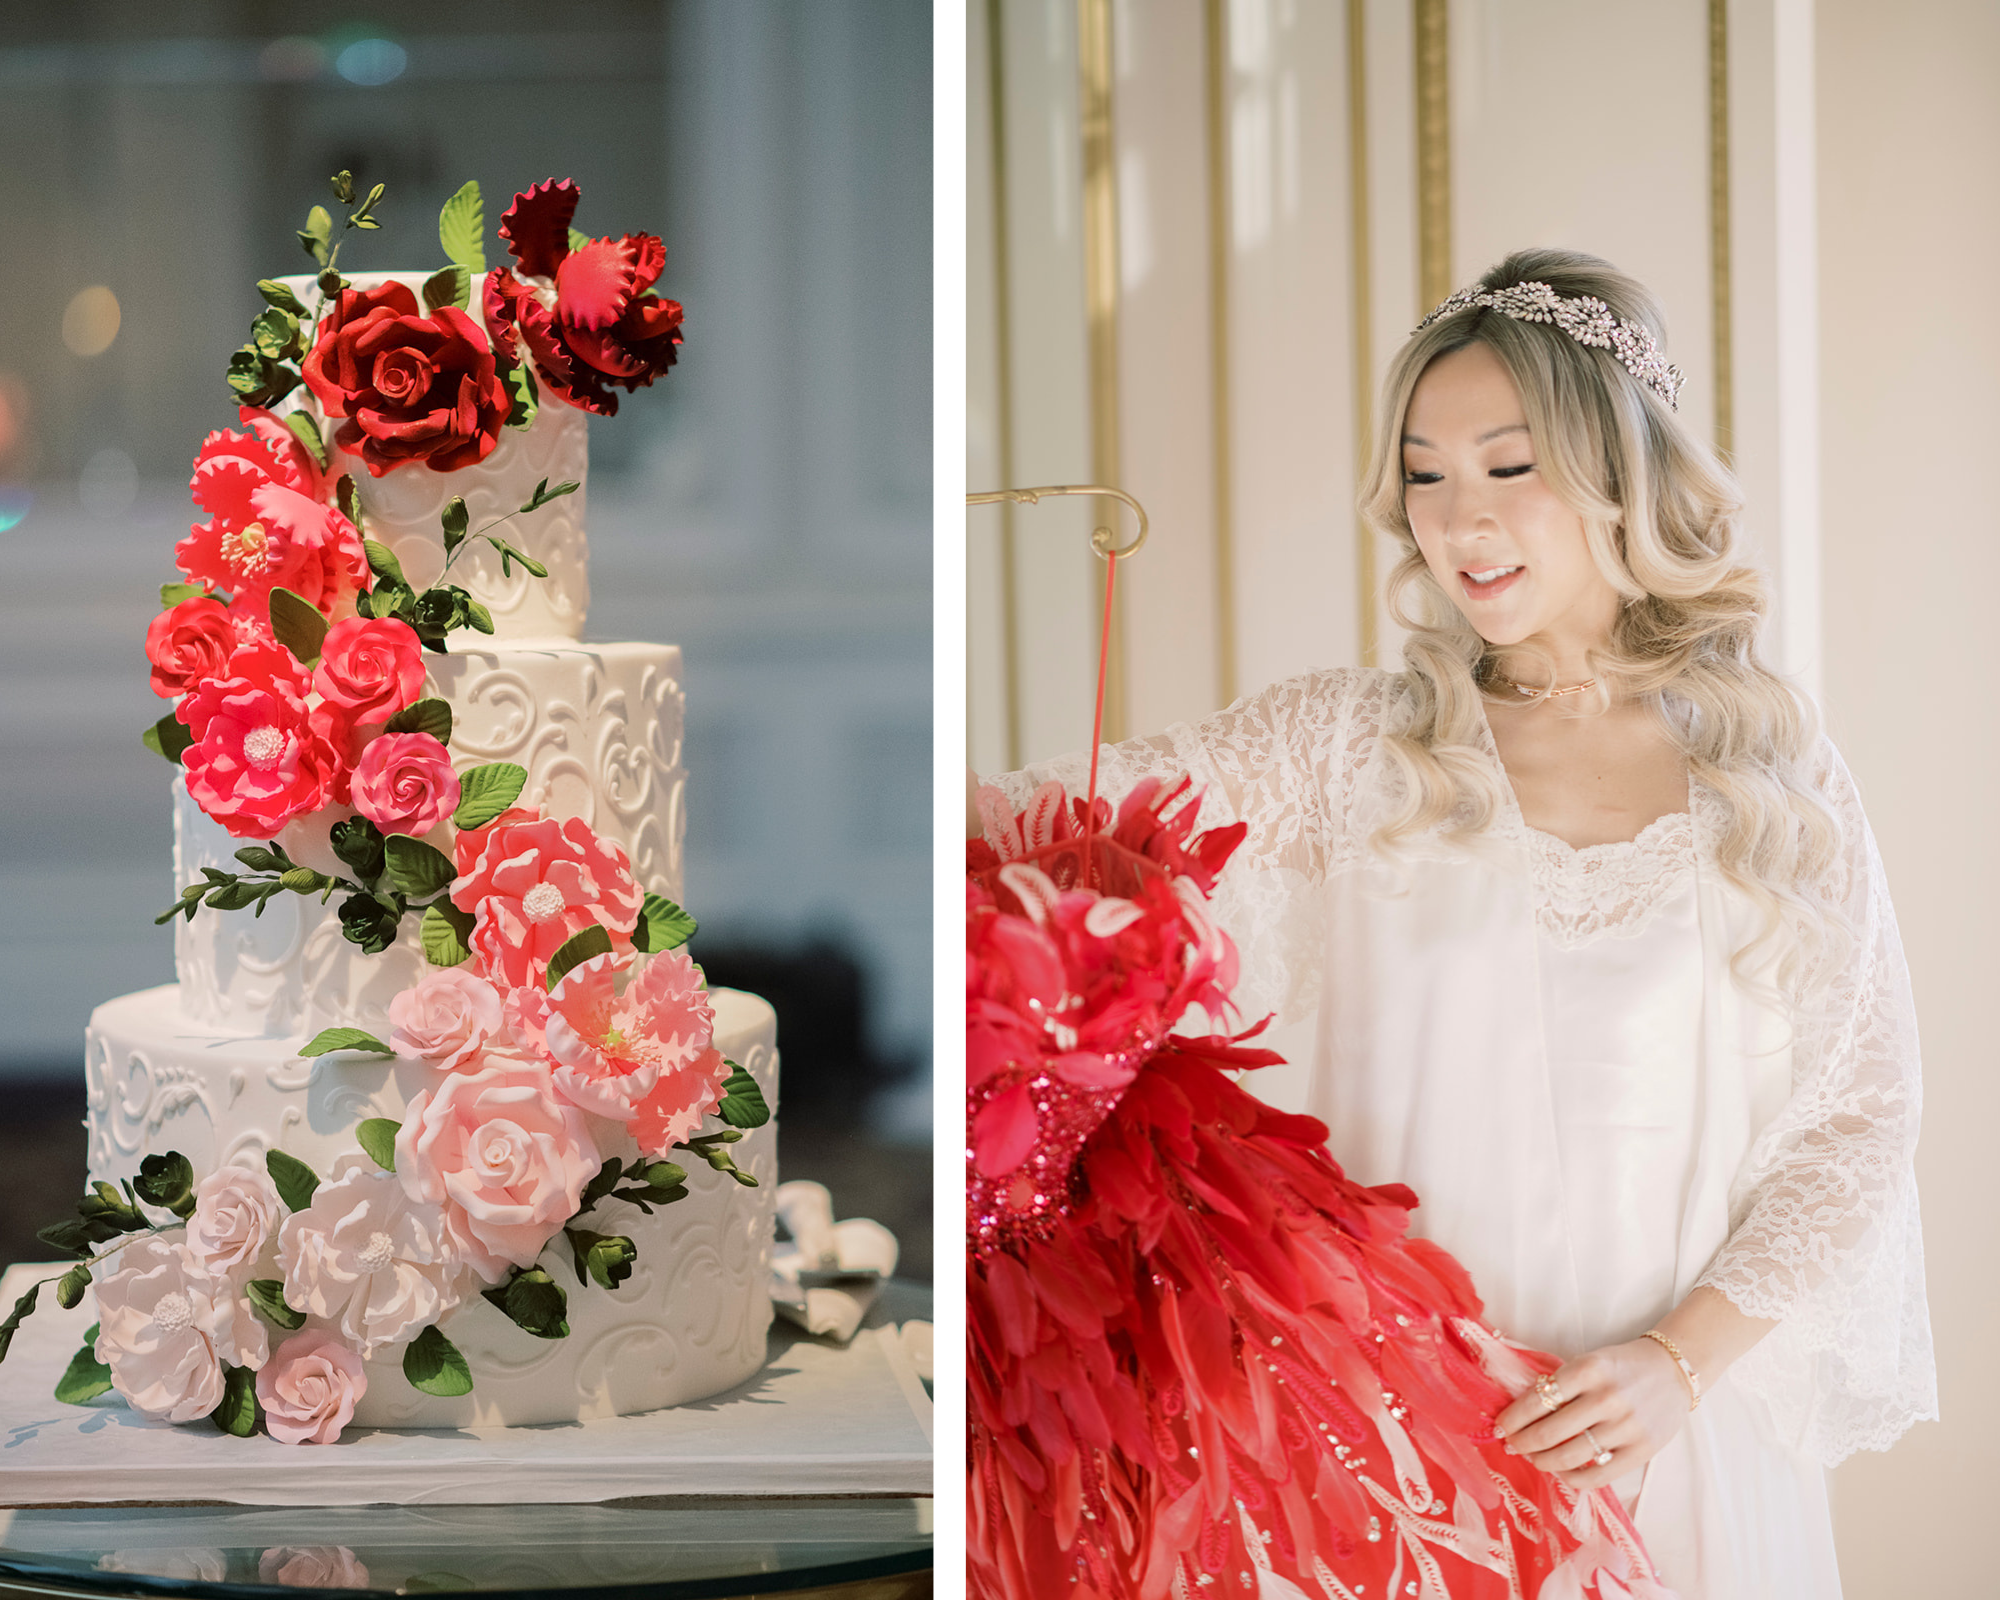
{"left": 1641, "top": 1329, "right": 1702, "bottom": 1411}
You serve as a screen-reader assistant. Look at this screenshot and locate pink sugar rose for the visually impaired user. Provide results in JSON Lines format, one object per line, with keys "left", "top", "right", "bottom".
{"left": 179, "top": 642, "right": 342, "bottom": 839}
{"left": 184, "top": 1162, "right": 284, "bottom": 1281}
{"left": 390, "top": 967, "right": 505, "bottom": 1072}
{"left": 450, "top": 808, "right": 645, "bottom": 989}
{"left": 351, "top": 731, "right": 460, "bottom": 836}
{"left": 255, "top": 1327, "right": 366, "bottom": 1446}
{"left": 176, "top": 415, "right": 366, "bottom": 615}
{"left": 259, "top": 1548, "right": 370, "bottom": 1589}
{"left": 93, "top": 1234, "right": 268, "bottom": 1424}
{"left": 395, "top": 1056, "right": 600, "bottom": 1281}
{"left": 507, "top": 948, "right": 720, "bottom": 1126}
{"left": 144, "top": 596, "right": 235, "bottom": 700}
{"left": 312, "top": 616, "right": 426, "bottom": 724}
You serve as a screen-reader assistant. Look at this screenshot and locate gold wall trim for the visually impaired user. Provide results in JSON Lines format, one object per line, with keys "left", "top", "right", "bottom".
{"left": 983, "top": 0, "right": 1022, "bottom": 769}
{"left": 1708, "top": 0, "right": 1734, "bottom": 464}
{"left": 1078, "top": 0, "right": 1126, "bottom": 743}
{"left": 1347, "top": 0, "right": 1377, "bottom": 669}
{"left": 1203, "top": 0, "right": 1237, "bottom": 706}
{"left": 1413, "top": 0, "right": 1451, "bottom": 309}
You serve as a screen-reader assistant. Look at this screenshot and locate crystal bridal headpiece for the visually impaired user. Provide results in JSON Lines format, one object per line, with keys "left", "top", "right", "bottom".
{"left": 1417, "top": 279, "right": 1687, "bottom": 411}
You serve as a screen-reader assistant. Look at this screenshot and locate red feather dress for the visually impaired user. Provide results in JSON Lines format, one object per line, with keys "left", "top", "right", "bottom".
{"left": 968, "top": 779, "right": 1676, "bottom": 1600}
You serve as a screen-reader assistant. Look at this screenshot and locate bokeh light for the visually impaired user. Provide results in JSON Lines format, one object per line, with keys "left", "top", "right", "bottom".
{"left": 0, "top": 487, "right": 30, "bottom": 533}
{"left": 60, "top": 287, "right": 120, "bottom": 358}
{"left": 335, "top": 38, "right": 407, "bottom": 87}
{"left": 259, "top": 37, "right": 328, "bottom": 82}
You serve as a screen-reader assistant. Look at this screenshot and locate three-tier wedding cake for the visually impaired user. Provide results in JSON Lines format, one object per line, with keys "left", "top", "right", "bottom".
{"left": 24, "top": 175, "right": 781, "bottom": 1443}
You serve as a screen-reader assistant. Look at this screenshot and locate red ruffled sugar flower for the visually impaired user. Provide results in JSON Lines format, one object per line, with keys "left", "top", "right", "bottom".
{"left": 482, "top": 179, "right": 685, "bottom": 417}
{"left": 507, "top": 947, "right": 721, "bottom": 1126}
{"left": 144, "top": 595, "right": 236, "bottom": 699}
{"left": 302, "top": 281, "right": 511, "bottom": 476}
{"left": 177, "top": 414, "right": 367, "bottom": 616}
{"left": 449, "top": 808, "right": 646, "bottom": 989}
{"left": 178, "top": 641, "right": 341, "bottom": 839}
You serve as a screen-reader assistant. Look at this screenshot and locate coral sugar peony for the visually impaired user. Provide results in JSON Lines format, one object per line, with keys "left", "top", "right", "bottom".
{"left": 450, "top": 807, "right": 645, "bottom": 989}
{"left": 178, "top": 642, "right": 342, "bottom": 839}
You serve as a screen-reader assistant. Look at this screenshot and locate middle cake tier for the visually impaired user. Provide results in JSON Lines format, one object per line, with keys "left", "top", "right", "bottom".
{"left": 176, "top": 638, "right": 686, "bottom": 1039}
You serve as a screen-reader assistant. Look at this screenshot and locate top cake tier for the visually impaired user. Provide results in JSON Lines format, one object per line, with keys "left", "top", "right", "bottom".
{"left": 279, "top": 271, "right": 590, "bottom": 643}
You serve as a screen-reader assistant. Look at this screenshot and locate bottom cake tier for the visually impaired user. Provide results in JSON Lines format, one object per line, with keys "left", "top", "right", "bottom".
{"left": 83, "top": 984, "right": 779, "bottom": 1429}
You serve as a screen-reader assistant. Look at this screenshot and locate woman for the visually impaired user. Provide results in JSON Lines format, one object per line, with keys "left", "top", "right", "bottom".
{"left": 977, "top": 248, "right": 1935, "bottom": 1597}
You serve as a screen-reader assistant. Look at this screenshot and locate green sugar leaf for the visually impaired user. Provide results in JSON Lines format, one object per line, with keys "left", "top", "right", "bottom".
{"left": 336, "top": 473, "right": 363, "bottom": 534}
{"left": 54, "top": 1263, "right": 91, "bottom": 1311}
{"left": 484, "top": 536, "right": 548, "bottom": 580}
{"left": 384, "top": 835, "right": 456, "bottom": 900}
{"left": 630, "top": 892, "right": 696, "bottom": 953}
{"left": 566, "top": 227, "right": 591, "bottom": 254}
{"left": 422, "top": 263, "right": 471, "bottom": 314}
{"left": 264, "top": 1149, "right": 321, "bottom": 1212}
{"left": 160, "top": 581, "right": 205, "bottom": 609}
{"left": 300, "top": 1027, "right": 395, "bottom": 1059}
{"left": 268, "top": 586, "right": 329, "bottom": 666}
{"left": 257, "top": 278, "right": 308, "bottom": 315}
{"left": 283, "top": 410, "right": 328, "bottom": 471}
{"left": 420, "top": 899, "right": 475, "bottom": 967}
{"left": 480, "top": 1267, "right": 568, "bottom": 1340}
{"left": 520, "top": 477, "right": 580, "bottom": 514}
{"left": 384, "top": 697, "right": 452, "bottom": 745}
{"left": 403, "top": 1322, "right": 474, "bottom": 1396}
{"left": 142, "top": 714, "right": 193, "bottom": 766}
{"left": 545, "top": 924, "right": 613, "bottom": 992}
{"left": 245, "top": 1278, "right": 306, "bottom": 1331}
{"left": 133, "top": 1151, "right": 196, "bottom": 1217}
{"left": 364, "top": 538, "right": 407, "bottom": 587}
{"left": 234, "top": 845, "right": 283, "bottom": 873}
{"left": 251, "top": 307, "right": 300, "bottom": 361}
{"left": 716, "top": 1062, "right": 771, "bottom": 1130}
{"left": 438, "top": 180, "right": 486, "bottom": 273}
{"left": 299, "top": 204, "right": 334, "bottom": 265}
{"left": 0, "top": 1281, "right": 40, "bottom": 1363}
{"left": 54, "top": 1334, "right": 113, "bottom": 1405}
{"left": 500, "top": 355, "right": 538, "bottom": 430}
{"left": 564, "top": 1228, "right": 637, "bottom": 1292}
{"left": 331, "top": 169, "right": 356, "bottom": 205}
{"left": 356, "top": 1117, "right": 400, "bottom": 1174}
{"left": 452, "top": 762, "right": 527, "bottom": 830}
{"left": 464, "top": 598, "right": 495, "bottom": 635}
{"left": 211, "top": 1363, "right": 260, "bottom": 1436}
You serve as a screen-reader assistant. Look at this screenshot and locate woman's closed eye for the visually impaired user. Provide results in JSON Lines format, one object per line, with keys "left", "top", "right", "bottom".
{"left": 1402, "top": 463, "right": 1536, "bottom": 485}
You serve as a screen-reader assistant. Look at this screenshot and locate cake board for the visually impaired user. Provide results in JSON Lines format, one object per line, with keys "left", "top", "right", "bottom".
{"left": 0, "top": 1264, "right": 932, "bottom": 1507}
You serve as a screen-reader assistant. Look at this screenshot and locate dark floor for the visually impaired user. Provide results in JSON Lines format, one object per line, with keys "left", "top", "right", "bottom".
{"left": 0, "top": 1078, "right": 929, "bottom": 1285}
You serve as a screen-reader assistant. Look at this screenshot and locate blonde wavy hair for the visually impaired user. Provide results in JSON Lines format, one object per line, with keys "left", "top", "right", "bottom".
{"left": 1357, "top": 247, "right": 1846, "bottom": 998}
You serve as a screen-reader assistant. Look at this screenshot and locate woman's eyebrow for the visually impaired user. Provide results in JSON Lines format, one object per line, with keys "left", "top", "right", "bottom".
{"left": 1401, "top": 423, "right": 1531, "bottom": 447}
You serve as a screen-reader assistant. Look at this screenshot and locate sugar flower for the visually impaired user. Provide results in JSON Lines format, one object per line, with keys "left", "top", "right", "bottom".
{"left": 93, "top": 1234, "right": 268, "bottom": 1424}
{"left": 395, "top": 1056, "right": 600, "bottom": 1281}
{"left": 449, "top": 807, "right": 645, "bottom": 989}
{"left": 184, "top": 1162, "right": 284, "bottom": 1282}
{"left": 178, "top": 641, "right": 342, "bottom": 839}
{"left": 254, "top": 1328, "right": 366, "bottom": 1446}
{"left": 350, "top": 730, "right": 459, "bottom": 836}
{"left": 275, "top": 1153, "right": 468, "bottom": 1359}
{"left": 389, "top": 967, "right": 505, "bottom": 1072}
{"left": 259, "top": 1548, "right": 370, "bottom": 1588}
{"left": 144, "top": 595, "right": 236, "bottom": 700}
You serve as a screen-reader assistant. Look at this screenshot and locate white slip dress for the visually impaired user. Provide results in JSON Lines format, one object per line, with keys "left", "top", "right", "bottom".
{"left": 994, "top": 664, "right": 1935, "bottom": 1600}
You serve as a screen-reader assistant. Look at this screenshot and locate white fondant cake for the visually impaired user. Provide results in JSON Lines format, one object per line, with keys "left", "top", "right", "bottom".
{"left": 82, "top": 253, "right": 778, "bottom": 1432}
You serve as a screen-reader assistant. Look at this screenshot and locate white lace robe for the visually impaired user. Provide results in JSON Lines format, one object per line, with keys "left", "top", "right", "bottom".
{"left": 995, "top": 666, "right": 1936, "bottom": 1600}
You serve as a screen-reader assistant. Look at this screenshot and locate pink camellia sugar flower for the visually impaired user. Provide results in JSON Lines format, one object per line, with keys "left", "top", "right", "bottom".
{"left": 176, "top": 413, "right": 367, "bottom": 616}
{"left": 351, "top": 731, "right": 459, "bottom": 836}
{"left": 93, "top": 1234, "right": 268, "bottom": 1424}
{"left": 255, "top": 1327, "right": 366, "bottom": 1446}
{"left": 276, "top": 1154, "right": 469, "bottom": 1359}
{"left": 184, "top": 1162, "right": 284, "bottom": 1282}
{"left": 395, "top": 1056, "right": 599, "bottom": 1281}
{"left": 508, "top": 948, "right": 721, "bottom": 1126}
{"left": 179, "top": 641, "right": 342, "bottom": 839}
{"left": 450, "top": 808, "right": 645, "bottom": 989}
{"left": 389, "top": 967, "right": 505, "bottom": 1072}
{"left": 144, "top": 595, "right": 236, "bottom": 700}
{"left": 312, "top": 616, "right": 426, "bottom": 725}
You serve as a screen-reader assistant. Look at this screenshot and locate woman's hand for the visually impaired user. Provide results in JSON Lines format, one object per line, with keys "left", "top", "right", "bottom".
{"left": 1493, "top": 1337, "right": 1692, "bottom": 1491}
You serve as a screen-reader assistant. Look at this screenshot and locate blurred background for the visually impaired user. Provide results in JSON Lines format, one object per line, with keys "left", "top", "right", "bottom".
{"left": 0, "top": 0, "right": 932, "bottom": 1280}
{"left": 968, "top": 0, "right": 1993, "bottom": 1588}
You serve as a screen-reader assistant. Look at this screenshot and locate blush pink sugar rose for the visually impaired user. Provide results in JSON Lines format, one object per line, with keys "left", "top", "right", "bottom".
{"left": 394, "top": 1057, "right": 601, "bottom": 1281}
{"left": 255, "top": 1327, "right": 367, "bottom": 1446}
{"left": 178, "top": 641, "right": 342, "bottom": 839}
{"left": 389, "top": 967, "right": 506, "bottom": 1072}
{"left": 450, "top": 808, "right": 646, "bottom": 989}
{"left": 351, "top": 731, "right": 460, "bottom": 836}
{"left": 507, "top": 948, "right": 722, "bottom": 1127}
{"left": 184, "top": 1162, "right": 284, "bottom": 1280}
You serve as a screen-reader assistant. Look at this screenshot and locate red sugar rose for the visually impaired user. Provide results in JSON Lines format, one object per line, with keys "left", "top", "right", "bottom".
{"left": 312, "top": 616, "right": 426, "bottom": 725}
{"left": 301, "top": 282, "right": 511, "bottom": 477}
{"left": 178, "top": 642, "right": 340, "bottom": 840}
{"left": 482, "top": 179, "right": 685, "bottom": 418}
{"left": 177, "top": 416, "right": 367, "bottom": 617}
{"left": 144, "top": 596, "right": 235, "bottom": 699}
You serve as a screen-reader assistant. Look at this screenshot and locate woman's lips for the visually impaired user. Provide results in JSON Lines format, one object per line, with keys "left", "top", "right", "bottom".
{"left": 1459, "top": 564, "right": 1525, "bottom": 600}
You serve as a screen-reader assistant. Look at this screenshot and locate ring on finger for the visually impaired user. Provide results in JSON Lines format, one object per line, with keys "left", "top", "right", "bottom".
{"left": 1581, "top": 1427, "right": 1613, "bottom": 1469}
{"left": 1534, "top": 1374, "right": 1566, "bottom": 1413}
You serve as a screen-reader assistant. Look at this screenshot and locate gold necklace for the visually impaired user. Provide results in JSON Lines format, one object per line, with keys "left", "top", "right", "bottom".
{"left": 1490, "top": 672, "right": 1597, "bottom": 700}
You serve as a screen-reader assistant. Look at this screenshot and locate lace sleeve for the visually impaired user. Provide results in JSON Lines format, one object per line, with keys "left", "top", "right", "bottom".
{"left": 986, "top": 668, "right": 1382, "bottom": 1026}
{"left": 1694, "top": 738, "right": 1938, "bottom": 1463}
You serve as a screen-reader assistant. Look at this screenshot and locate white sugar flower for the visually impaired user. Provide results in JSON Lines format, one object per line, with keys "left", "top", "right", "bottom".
{"left": 184, "top": 1161, "right": 283, "bottom": 1281}
{"left": 94, "top": 1234, "right": 268, "bottom": 1424}
{"left": 276, "top": 1152, "right": 469, "bottom": 1359}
